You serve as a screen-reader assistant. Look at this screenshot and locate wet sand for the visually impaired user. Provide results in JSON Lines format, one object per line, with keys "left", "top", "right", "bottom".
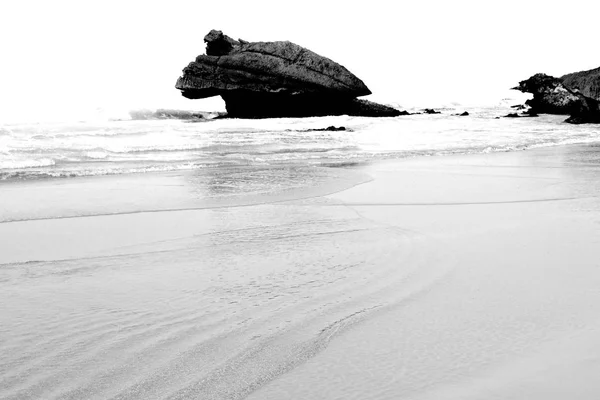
{"left": 250, "top": 145, "right": 600, "bottom": 400}
{"left": 2, "top": 145, "right": 600, "bottom": 399}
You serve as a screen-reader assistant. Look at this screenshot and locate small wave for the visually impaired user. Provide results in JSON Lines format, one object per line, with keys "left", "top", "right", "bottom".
{"left": 201, "top": 145, "right": 360, "bottom": 156}
{"left": 0, "top": 158, "right": 56, "bottom": 170}
{"left": 0, "top": 127, "right": 13, "bottom": 136}
{"left": 268, "top": 145, "right": 359, "bottom": 155}
{"left": 84, "top": 151, "right": 109, "bottom": 159}
{"left": 0, "top": 162, "right": 226, "bottom": 181}
{"left": 73, "top": 143, "right": 356, "bottom": 156}
{"left": 1, "top": 111, "right": 599, "bottom": 183}
{"left": 128, "top": 109, "right": 224, "bottom": 121}
{"left": 11, "top": 144, "right": 211, "bottom": 155}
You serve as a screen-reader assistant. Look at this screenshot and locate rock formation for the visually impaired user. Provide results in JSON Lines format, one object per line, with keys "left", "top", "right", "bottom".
{"left": 512, "top": 71, "right": 600, "bottom": 124}
{"left": 563, "top": 96, "right": 600, "bottom": 124}
{"left": 561, "top": 66, "right": 600, "bottom": 100}
{"left": 176, "top": 30, "right": 401, "bottom": 118}
{"left": 512, "top": 74, "right": 581, "bottom": 114}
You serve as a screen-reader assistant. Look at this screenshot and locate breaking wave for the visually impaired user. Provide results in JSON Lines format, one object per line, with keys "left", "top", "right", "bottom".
{"left": 1, "top": 108, "right": 600, "bottom": 181}
{"left": 0, "top": 158, "right": 56, "bottom": 170}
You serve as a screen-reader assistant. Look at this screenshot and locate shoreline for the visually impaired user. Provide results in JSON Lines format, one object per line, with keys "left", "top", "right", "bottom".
{"left": 2, "top": 143, "right": 600, "bottom": 399}
{"left": 1, "top": 141, "right": 596, "bottom": 218}
{"left": 247, "top": 144, "right": 600, "bottom": 399}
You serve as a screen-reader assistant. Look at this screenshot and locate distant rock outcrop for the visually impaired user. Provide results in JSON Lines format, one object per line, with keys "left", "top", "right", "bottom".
{"left": 294, "top": 126, "right": 348, "bottom": 132}
{"left": 561, "top": 66, "right": 600, "bottom": 100}
{"left": 512, "top": 74, "right": 581, "bottom": 114}
{"left": 512, "top": 71, "right": 600, "bottom": 124}
{"left": 176, "top": 30, "right": 401, "bottom": 118}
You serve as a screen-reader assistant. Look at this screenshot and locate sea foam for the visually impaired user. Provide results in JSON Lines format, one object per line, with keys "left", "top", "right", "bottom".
{"left": 1, "top": 108, "right": 599, "bottom": 180}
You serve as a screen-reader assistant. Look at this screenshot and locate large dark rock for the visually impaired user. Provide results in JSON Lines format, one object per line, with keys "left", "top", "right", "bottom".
{"left": 564, "top": 96, "right": 600, "bottom": 124}
{"left": 512, "top": 72, "right": 600, "bottom": 124}
{"left": 561, "top": 66, "right": 600, "bottom": 100}
{"left": 512, "top": 74, "right": 581, "bottom": 114}
{"left": 176, "top": 30, "right": 401, "bottom": 118}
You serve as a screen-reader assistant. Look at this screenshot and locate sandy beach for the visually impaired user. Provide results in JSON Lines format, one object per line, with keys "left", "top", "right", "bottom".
{"left": 2, "top": 144, "right": 600, "bottom": 399}
{"left": 249, "top": 145, "right": 600, "bottom": 399}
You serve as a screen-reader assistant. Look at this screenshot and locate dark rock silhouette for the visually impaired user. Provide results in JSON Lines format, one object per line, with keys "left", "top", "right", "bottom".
{"left": 523, "top": 108, "right": 539, "bottom": 117}
{"left": 512, "top": 74, "right": 580, "bottom": 114}
{"left": 513, "top": 71, "right": 600, "bottom": 124}
{"left": 564, "top": 97, "right": 600, "bottom": 124}
{"left": 176, "top": 30, "right": 401, "bottom": 118}
{"left": 503, "top": 112, "right": 538, "bottom": 118}
{"left": 321, "top": 126, "right": 346, "bottom": 132}
{"left": 393, "top": 109, "right": 442, "bottom": 116}
{"left": 561, "top": 66, "right": 600, "bottom": 100}
{"left": 294, "top": 126, "right": 348, "bottom": 132}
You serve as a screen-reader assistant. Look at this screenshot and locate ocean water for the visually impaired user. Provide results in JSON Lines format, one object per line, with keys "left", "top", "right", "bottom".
{"left": 1, "top": 107, "right": 599, "bottom": 182}
{"left": 2, "top": 107, "right": 600, "bottom": 399}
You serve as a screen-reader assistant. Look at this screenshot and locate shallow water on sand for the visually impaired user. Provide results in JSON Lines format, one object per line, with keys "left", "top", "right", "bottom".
{"left": 247, "top": 146, "right": 600, "bottom": 400}
{"left": 2, "top": 145, "right": 600, "bottom": 399}
{"left": 0, "top": 162, "right": 453, "bottom": 399}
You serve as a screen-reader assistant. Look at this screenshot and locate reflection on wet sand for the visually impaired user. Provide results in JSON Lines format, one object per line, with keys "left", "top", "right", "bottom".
{"left": 2, "top": 145, "right": 600, "bottom": 400}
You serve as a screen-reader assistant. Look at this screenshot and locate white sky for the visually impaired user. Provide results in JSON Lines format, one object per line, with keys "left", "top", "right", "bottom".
{"left": 1, "top": 0, "right": 599, "bottom": 122}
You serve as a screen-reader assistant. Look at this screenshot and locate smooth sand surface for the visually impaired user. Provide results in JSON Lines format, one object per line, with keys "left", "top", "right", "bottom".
{"left": 2, "top": 145, "right": 600, "bottom": 399}
{"left": 248, "top": 145, "right": 600, "bottom": 399}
